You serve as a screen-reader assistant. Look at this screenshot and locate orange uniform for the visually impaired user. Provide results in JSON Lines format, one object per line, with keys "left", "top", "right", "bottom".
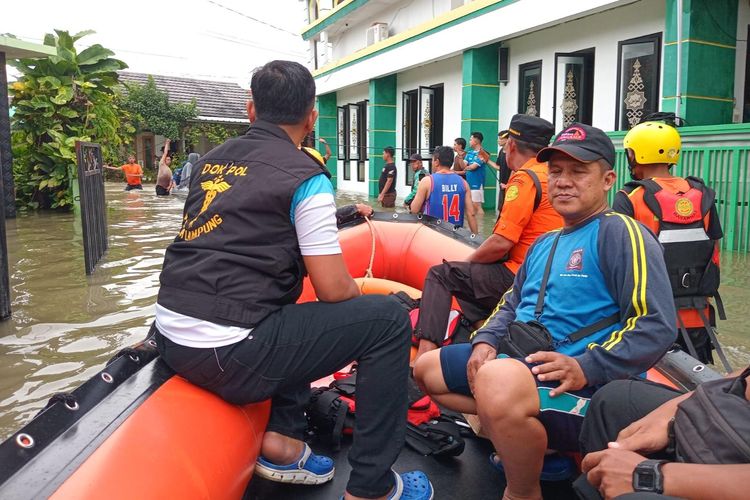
{"left": 492, "top": 158, "right": 564, "bottom": 274}
{"left": 121, "top": 163, "right": 143, "bottom": 186}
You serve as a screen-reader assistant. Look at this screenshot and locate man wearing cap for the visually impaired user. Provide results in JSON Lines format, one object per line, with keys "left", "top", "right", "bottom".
{"left": 417, "top": 123, "right": 676, "bottom": 499}
{"left": 409, "top": 146, "right": 478, "bottom": 234}
{"left": 483, "top": 130, "right": 512, "bottom": 211}
{"left": 412, "top": 115, "right": 562, "bottom": 360}
{"left": 404, "top": 153, "right": 430, "bottom": 209}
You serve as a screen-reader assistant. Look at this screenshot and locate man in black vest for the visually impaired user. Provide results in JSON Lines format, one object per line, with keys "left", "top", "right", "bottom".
{"left": 153, "top": 61, "right": 432, "bottom": 500}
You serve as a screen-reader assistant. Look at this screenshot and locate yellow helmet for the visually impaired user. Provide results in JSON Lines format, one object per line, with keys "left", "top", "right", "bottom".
{"left": 623, "top": 121, "right": 681, "bottom": 165}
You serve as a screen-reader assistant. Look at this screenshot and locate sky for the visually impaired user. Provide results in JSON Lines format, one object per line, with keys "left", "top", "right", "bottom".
{"left": 2, "top": 0, "right": 311, "bottom": 87}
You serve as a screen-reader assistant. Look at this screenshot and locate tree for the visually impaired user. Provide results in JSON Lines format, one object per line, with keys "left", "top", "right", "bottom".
{"left": 120, "top": 76, "right": 197, "bottom": 141}
{"left": 9, "top": 30, "right": 131, "bottom": 210}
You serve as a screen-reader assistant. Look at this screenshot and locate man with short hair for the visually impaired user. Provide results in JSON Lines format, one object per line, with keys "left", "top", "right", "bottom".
{"left": 153, "top": 60, "right": 431, "bottom": 500}
{"left": 413, "top": 115, "right": 561, "bottom": 359}
{"left": 378, "top": 146, "right": 397, "bottom": 208}
{"left": 404, "top": 153, "right": 429, "bottom": 209}
{"left": 410, "top": 146, "right": 477, "bottom": 234}
{"left": 105, "top": 153, "right": 143, "bottom": 190}
{"left": 156, "top": 138, "right": 174, "bottom": 196}
{"left": 464, "top": 132, "right": 487, "bottom": 214}
{"left": 614, "top": 121, "right": 727, "bottom": 369}
{"left": 483, "top": 130, "right": 511, "bottom": 210}
{"left": 452, "top": 137, "right": 467, "bottom": 172}
{"left": 416, "top": 123, "right": 676, "bottom": 500}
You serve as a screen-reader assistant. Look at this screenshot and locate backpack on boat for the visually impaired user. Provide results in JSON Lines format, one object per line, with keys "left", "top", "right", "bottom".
{"left": 306, "top": 369, "right": 466, "bottom": 456}
{"left": 672, "top": 365, "right": 750, "bottom": 464}
{"left": 390, "top": 291, "right": 473, "bottom": 347}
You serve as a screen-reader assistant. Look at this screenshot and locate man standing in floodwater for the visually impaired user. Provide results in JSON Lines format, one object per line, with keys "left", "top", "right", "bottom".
{"left": 156, "top": 139, "right": 174, "bottom": 196}
{"left": 104, "top": 154, "right": 143, "bottom": 190}
{"left": 153, "top": 60, "right": 432, "bottom": 500}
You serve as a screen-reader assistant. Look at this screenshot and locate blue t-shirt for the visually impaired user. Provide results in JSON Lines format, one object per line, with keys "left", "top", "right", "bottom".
{"left": 471, "top": 211, "right": 678, "bottom": 387}
{"left": 423, "top": 172, "right": 466, "bottom": 227}
{"left": 464, "top": 149, "right": 487, "bottom": 190}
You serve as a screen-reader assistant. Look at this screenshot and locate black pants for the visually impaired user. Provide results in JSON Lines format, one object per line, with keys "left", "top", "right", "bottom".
{"left": 415, "top": 260, "right": 515, "bottom": 345}
{"left": 124, "top": 183, "right": 143, "bottom": 191}
{"left": 155, "top": 294, "right": 411, "bottom": 498}
{"left": 574, "top": 380, "right": 682, "bottom": 500}
{"left": 155, "top": 185, "right": 170, "bottom": 196}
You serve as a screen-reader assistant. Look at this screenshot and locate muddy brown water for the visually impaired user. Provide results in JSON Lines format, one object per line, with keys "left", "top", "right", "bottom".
{"left": 0, "top": 183, "right": 748, "bottom": 441}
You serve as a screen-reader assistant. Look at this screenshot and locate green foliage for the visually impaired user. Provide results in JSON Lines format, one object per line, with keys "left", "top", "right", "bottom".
{"left": 9, "top": 29, "right": 130, "bottom": 210}
{"left": 184, "top": 123, "right": 242, "bottom": 149}
{"left": 121, "top": 76, "right": 197, "bottom": 140}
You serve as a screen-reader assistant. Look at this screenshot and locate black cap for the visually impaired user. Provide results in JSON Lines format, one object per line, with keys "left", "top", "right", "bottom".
{"left": 507, "top": 114, "right": 554, "bottom": 145}
{"left": 537, "top": 123, "right": 616, "bottom": 166}
{"left": 498, "top": 129, "right": 509, "bottom": 139}
{"left": 409, "top": 153, "right": 423, "bottom": 161}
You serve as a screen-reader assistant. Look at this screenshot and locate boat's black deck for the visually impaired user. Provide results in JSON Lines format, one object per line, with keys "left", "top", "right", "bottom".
{"left": 244, "top": 434, "right": 577, "bottom": 499}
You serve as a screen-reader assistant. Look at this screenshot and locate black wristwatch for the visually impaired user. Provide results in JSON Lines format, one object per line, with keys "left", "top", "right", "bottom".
{"left": 632, "top": 459, "right": 668, "bottom": 494}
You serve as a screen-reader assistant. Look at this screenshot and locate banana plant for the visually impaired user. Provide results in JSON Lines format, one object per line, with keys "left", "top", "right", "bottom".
{"left": 9, "top": 30, "right": 132, "bottom": 209}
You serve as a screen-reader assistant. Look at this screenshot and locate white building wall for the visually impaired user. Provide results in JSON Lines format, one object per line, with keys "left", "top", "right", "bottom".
{"left": 336, "top": 83, "right": 370, "bottom": 194}
{"left": 499, "top": 0, "right": 665, "bottom": 132}
{"left": 331, "top": 0, "right": 455, "bottom": 61}
{"left": 734, "top": 0, "right": 750, "bottom": 122}
{"left": 395, "top": 55, "right": 463, "bottom": 198}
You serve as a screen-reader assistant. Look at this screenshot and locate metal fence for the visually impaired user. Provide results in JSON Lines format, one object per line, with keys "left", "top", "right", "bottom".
{"left": 75, "top": 141, "right": 108, "bottom": 274}
{"left": 608, "top": 123, "right": 750, "bottom": 253}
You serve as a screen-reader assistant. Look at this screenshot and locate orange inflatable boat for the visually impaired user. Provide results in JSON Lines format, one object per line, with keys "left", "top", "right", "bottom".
{"left": 0, "top": 213, "right": 719, "bottom": 499}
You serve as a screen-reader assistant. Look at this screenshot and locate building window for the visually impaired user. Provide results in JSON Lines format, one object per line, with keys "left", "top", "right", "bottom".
{"left": 518, "top": 61, "right": 542, "bottom": 116}
{"left": 348, "top": 103, "right": 360, "bottom": 161}
{"left": 553, "top": 49, "right": 595, "bottom": 130}
{"left": 404, "top": 85, "right": 443, "bottom": 185}
{"left": 616, "top": 33, "right": 662, "bottom": 130}
{"left": 402, "top": 90, "right": 418, "bottom": 161}
{"left": 338, "top": 101, "right": 368, "bottom": 182}
{"left": 337, "top": 106, "right": 346, "bottom": 159}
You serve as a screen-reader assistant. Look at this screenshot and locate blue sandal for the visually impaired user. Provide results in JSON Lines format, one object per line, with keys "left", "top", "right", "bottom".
{"left": 490, "top": 452, "right": 575, "bottom": 482}
{"left": 341, "top": 470, "right": 433, "bottom": 500}
{"left": 255, "top": 442, "right": 334, "bottom": 485}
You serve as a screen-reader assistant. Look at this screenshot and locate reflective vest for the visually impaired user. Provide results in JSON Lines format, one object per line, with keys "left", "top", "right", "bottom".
{"left": 623, "top": 177, "right": 719, "bottom": 302}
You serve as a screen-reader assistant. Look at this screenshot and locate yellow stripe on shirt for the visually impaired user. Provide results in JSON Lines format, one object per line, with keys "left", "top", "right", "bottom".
{"left": 598, "top": 214, "right": 648, "bottom": 351}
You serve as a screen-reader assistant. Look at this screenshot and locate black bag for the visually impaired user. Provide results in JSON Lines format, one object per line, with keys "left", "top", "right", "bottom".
{"left": 673, "top": 366, "right": 750, "bottom": 464}
{"left": 405, "top": 416, "right": 466, "bottom": 457}
{"left": 497, "top": 231, "right": 619, "bottom": 357}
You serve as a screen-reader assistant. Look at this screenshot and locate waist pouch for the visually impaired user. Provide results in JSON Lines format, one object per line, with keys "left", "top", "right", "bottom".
{"left": 497, "top": 320, "right": 554, "bottom": 358}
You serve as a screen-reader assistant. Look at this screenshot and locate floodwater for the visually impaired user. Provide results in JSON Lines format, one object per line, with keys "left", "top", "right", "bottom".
{"left": 0, "top": 184, "right": 749, "bottom": 441}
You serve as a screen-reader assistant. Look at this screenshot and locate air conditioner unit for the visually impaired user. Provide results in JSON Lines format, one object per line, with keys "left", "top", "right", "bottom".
{"left": 366, "top": 23, "right": 389, "bottom": 46}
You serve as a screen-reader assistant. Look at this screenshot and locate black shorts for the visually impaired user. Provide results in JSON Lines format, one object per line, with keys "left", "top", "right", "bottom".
{"left": 155, "top": 185, "right": 170, "bottom": 196}
{"left": 124, "top": 184, "right": 143, "bottom": 191}
{"left": 439, "top": 343, "right": 597, "bottom": 451}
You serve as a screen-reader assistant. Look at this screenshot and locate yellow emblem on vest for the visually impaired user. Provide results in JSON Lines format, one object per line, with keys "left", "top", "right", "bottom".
{"left": 505, "top": 185, "right": 520, "bottom": 202}
{"left": 675, "top": 197, "right": 694, "bottom": 217}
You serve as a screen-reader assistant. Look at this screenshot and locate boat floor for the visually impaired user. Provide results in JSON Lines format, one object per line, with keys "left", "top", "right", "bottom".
{"left": 244, "top": 433, "right": 578, "bottom": 499}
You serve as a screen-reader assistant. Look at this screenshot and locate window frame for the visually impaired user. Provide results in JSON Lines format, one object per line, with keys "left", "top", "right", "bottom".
{"left": 614, "top": 32, "right": 662, "bottom": 131}
{"left": 518, "top": 60, "right": 543, "bottom": 116}
{"left": 552, "top": 48, "right": 595, "bottom": 130}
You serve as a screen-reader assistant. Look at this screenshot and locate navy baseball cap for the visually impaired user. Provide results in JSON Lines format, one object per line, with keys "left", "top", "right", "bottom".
{"left": 537, "top": 123, "right": 616, "bottom": 167}
{"left": 507, "top": 114, "right": 554, "bottom": 145}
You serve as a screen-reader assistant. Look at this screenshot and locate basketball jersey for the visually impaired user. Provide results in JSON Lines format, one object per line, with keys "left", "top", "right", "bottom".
{"left": 423, "top": 172, "right": 466, "bottom": 227}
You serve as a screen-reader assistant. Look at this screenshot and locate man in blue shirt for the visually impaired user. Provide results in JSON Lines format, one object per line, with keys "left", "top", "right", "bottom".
{"left": 415, "top": 124, "right": 676, "bottom": 499}
{"left": 462, "top": 131, "right": 488, "bottom": 215}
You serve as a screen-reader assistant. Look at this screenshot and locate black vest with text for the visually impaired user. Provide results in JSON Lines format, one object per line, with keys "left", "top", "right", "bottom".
{"left": 157, "top": 120, "right": 330, "bottom": 328}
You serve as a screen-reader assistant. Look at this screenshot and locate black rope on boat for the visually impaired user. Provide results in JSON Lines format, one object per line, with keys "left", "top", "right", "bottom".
{"left": 35, "top": 392, "right": 79, "bottom": 417}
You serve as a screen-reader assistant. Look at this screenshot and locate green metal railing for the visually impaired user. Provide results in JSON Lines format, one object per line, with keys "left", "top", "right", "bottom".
{"left": 607, "top": 123, "right": 750, "bottom": 253}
